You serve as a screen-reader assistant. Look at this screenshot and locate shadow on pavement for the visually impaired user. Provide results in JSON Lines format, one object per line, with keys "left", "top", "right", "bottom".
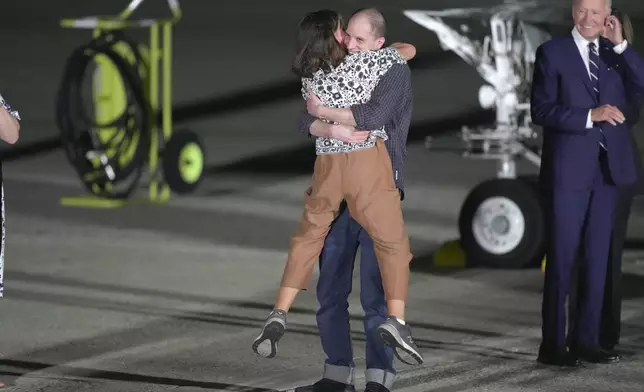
{"left": 623, "top": 272, "right": 644, "bottom": 299}
{"left": 624, "top": 238, "right": 644, "bottom": 251}
{"left": 205, "top": 108, "right": 493, "bottom": 177}
{"left": 0, "top": 282, "right": 541, "bottom": 390}
{"left": 0, "top": 358, "right": 280, "bottom": 391}
{"left": 0, "top": 137, "right": 61, "bottom": 162}
{"left": 6, "top": 271, "right": 540, "bottom": 348}
{"left": 8, "top": 272, "right": 507, "bottom": 342}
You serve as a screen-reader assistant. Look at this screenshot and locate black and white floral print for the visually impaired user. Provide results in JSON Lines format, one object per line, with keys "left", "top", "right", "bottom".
{"left": 0, "top": 93, "right": 21, "bottom": 298}
{"left": 301, "top": 47, "right": 406, "bottom": 154}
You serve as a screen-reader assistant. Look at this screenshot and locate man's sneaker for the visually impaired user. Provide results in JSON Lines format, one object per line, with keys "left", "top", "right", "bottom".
{"left": 311, "top": 378, "right": 355, "bottom": 392}
{"left": 376, "top": 317, "right": 424, "bottom": 365}
{"left": 252, "top": 309, "right": 286, "bottom": 358}
{"left": 364, "top": 382, "right": 390, "bottom": 392}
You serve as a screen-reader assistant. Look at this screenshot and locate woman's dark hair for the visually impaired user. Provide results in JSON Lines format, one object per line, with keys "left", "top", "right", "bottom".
{"left": 611, "top": 7, "right": 634, "bottom": 44}
{"left": 292, "top": 10, "right": 347, "bottom": 78}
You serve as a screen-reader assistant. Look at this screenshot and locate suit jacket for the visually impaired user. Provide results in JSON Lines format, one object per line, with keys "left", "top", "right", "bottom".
{"left": 531, "top": 34, "right": 644, "bottom": 190}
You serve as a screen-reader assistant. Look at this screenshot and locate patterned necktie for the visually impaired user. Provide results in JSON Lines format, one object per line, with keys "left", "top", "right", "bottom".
{"left": 588, "top": 42, "right": 607, "bottom": 150}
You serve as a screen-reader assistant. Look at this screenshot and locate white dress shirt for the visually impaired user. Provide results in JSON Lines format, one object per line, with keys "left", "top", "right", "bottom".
{"left": 570, "top": 27, "right": 628, "bottom": 128}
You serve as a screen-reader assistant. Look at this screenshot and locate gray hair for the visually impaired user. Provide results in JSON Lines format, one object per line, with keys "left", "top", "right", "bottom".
{"left": 572, "top": 0, "right": 611, "bottom": 10}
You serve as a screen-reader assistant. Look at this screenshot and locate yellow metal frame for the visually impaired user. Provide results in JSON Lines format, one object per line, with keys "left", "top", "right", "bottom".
{"left": 59, "top": 0, "right": 182, "bottom": 208}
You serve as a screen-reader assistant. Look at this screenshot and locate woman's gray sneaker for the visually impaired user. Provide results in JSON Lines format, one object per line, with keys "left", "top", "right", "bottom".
{"left": 252, "top": 309, "right": 287, "bottom": 358}
{"left": 376, "top": 317, "right": 424, "bottom": 365}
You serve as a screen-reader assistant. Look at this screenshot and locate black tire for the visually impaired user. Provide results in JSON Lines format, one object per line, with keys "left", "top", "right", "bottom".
{"left": 458, "top": 178, "right": 545, "bottom": 269}
{"left": 162, "top": 130, "right": 205, "bottom": 194}
{"left": 56, "top": 31, "right": 151, "bottom": 199}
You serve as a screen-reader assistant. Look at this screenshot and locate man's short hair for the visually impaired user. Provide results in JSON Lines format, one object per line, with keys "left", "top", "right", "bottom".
{"left": 350, "top": 8, "right": 386, "bottom": 38}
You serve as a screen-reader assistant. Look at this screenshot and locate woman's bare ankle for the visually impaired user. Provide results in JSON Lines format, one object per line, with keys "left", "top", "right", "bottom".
{"left": 274, "top": 287, "right": 300, "bottom": 312}
{"left": 386, "top": 299, "right": 405, "bottom": 321}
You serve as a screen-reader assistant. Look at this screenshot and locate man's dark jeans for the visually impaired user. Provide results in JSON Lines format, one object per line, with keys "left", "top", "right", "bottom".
{"left": 316, "top": 207, "right": 396, "bottom": 389}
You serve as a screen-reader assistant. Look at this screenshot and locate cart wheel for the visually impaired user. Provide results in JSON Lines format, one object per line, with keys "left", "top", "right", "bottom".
{"left": 458, "top": 178, "right": 545, "bottom": 269}
{"left": 162, "top": 130, "right": 205, "bottom": 194}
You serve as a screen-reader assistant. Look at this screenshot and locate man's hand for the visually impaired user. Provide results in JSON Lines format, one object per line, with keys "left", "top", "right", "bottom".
{"left": 331, "top": 124, "right": 370, "bottom": 143}
{"left": 306, "top": 89, "right": 324, "bottom": 118}
{"left": 390, "top": 42, "right": 416, "bottom": 61}
{"left": 603, "top": 15, "right": 624, "bottom": 46}
{"left": 591, "top": 104, "right": 625, "bottom": 125}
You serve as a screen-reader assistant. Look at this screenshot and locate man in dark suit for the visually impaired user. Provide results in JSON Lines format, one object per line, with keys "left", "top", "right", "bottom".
{"left": 531, "top": 0, "right": 644, "bottom": 367}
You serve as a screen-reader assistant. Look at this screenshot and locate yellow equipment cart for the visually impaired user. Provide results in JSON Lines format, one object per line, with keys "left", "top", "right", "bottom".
{"left": 57, "top": 0, "right": 205, "bottom": 208}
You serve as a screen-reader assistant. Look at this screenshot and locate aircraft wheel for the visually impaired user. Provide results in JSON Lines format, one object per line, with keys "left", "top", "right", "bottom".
{"left": 458, "top": 178, "right": 545, "bottom": 268}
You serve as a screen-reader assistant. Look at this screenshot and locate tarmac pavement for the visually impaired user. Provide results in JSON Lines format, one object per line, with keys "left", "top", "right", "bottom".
{"left": 1, "top": 0, "right": 644, "bottom": 391}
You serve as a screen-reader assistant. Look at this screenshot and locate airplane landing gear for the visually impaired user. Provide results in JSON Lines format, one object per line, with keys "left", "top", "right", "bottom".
{"left": 459, "top": 178, "right": 545, "bottom": 268}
